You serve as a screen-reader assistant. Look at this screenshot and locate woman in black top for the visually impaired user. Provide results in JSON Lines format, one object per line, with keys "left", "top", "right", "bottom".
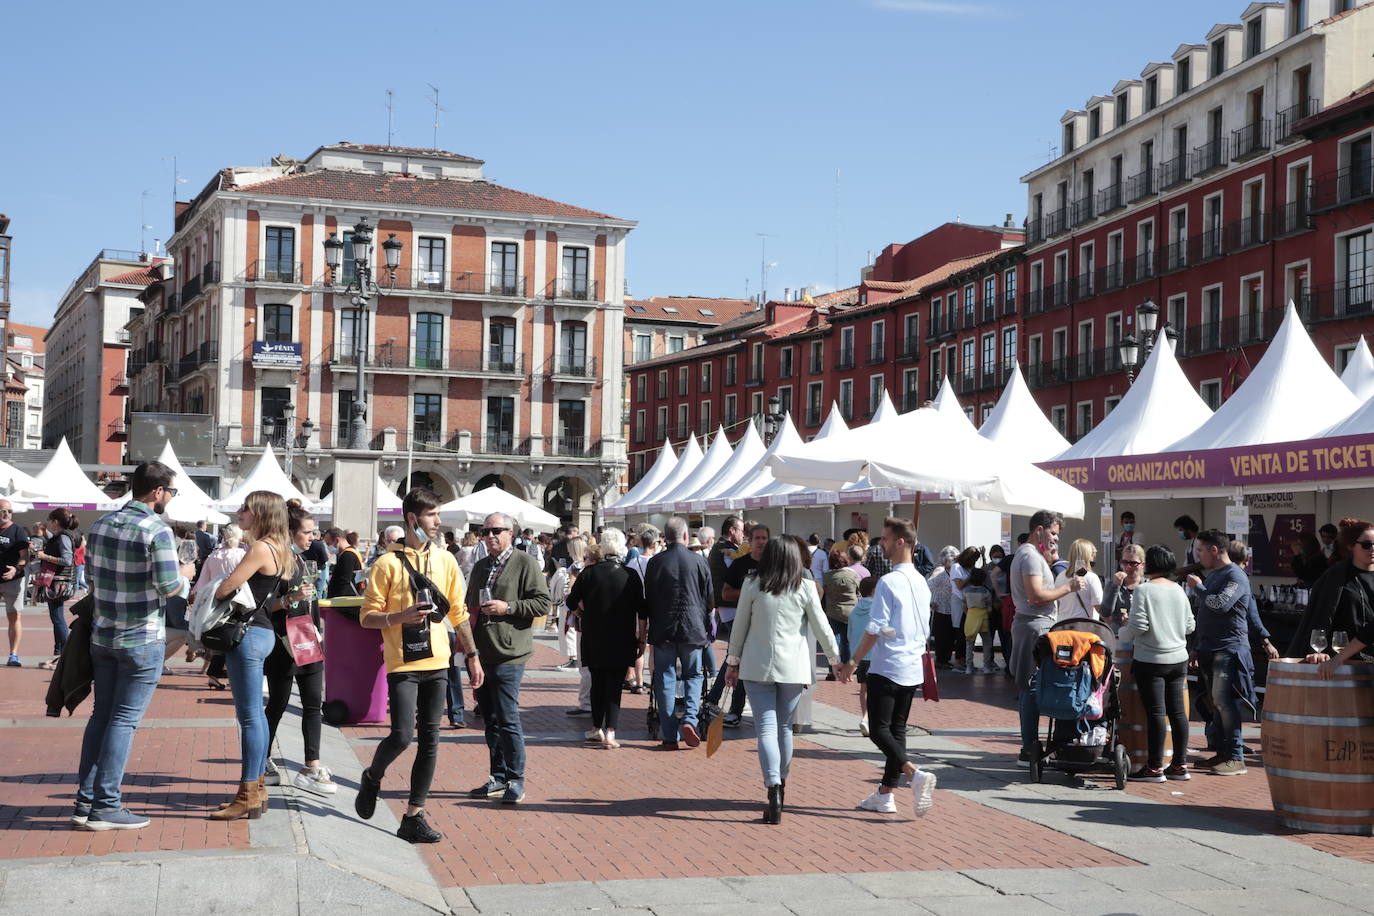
{"left": 566, "top": 528, "right": 642, "bottom": 749}
{"left": 1294, "top": 518, "right": 1374, "bottom": 659}
{"left": 34, "top": 509, "right": 77, "bottom": 669}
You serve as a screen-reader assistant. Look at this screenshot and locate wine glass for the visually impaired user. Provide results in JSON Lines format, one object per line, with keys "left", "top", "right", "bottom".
{"left": 1332, "top": 631, "right": 1349, "bottom": 655}
{"left": 1310, "top": 629, "right": 1328, "bottom": 655}
{"left": 177, "top": 539, "right": 199, "bottom": 565}
{"left": 301, "top": 559, "right": 319, "bottom": 580}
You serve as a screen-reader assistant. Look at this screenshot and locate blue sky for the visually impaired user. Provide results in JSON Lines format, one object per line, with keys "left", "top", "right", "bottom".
{"left": 4, "top": 0, "right": 1245, "bottom": 326}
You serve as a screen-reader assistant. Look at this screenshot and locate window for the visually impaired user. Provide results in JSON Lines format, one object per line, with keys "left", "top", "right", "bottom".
{"left": 678, "top": 365, "right": 689, "bottom": 396}
{"left": 1116, "top": 93, "right": 1129, "bottom": 127}
{"left": 1063, "top": 122, "right": 1075, "bottom": 155}
{"left": 1203, "top": 285, "right": 1224, "bottom": 350}
{"left": 1104, "top": 395, "right": 1122, "bottom": 416}
{"left": 810, "top": 340, "right": 824, "bottom": 373}
{"left": 560, "top": 321, "right": 587, "bottom": 374}
{"left": 903, "top": 313, "right": 920, "bottom": 353}
{"left": 263, "top": 304, "right": 292, "bottom": 343}
{"left": 1145, "top": 75, "right": 1159, "bottom": 111}
{"left": 867, "top": 375, "right": 883, "bottom": 415}
{"left": 1200, "top": 380, "right": 1222, "bottom": 409}
{"left": 490, "top": 242, "right": 519, "bottom": 294}
{"left": 635, "top": 373, "right": 646, "bottom": 402}
{"left": 418, "top": 237, "right": 445, "bottom": 288}
{"left": 701, "top": 362, "right": 713, "bottom": 393}
{"left": 634, "top": 409, "right": 645, "bottom": 443}
{"left": 558, "top": 400, "right": 586, "bottom": 450}
{"left": 749, "top": 394, "right": 763, "bottom": 429}
{"left": 667, "top": 335, "right": 684, "bottom": 353}
{"left": 634, "top": 333, "right": 651, "bottom": 361}
{"left": 1177, "top": 57, "right": 1192, "bottom": 93}
{"left": 265, "top": 227, "right": 295, "bottom": 281}
{"left": 1336, "top": 343, "right": 1358, "bottom": 374}
{"left": 339, "top": 308, "right": 362, "bottom": 359}
{"left": 724, "top": 394, "right": 737, "bottom": 427}
{"left": 961, "top": 338, "right": 975, "bottom": 382}
{"left": 486, "top": 397, "right": 515, "bottom": 451}
{"left": 657, "top": 370, "right": 668, "bottom": 398}
{"left": 902, "top": 368, "right": 919, "bottom": 411}
{"left": 488, "top": 320, "right": 516, "bottom": 371}
{"left": 1242, "top": 276, "right": 1265, "bottom": 340}
{"left": 781, "top": 346, "right": 795, "bottom": 378}
{"left": 415, "top": 312, "right": 444, "bottom": 368}
{"left": 839, "top": 326, "right": 855, "bottom": 366}
{"left": 1002, "top": 327, "right": 1017, "bottom": 368}
{"left": 981, "top": 333, "right": 996, "bottom": 377}
{"left": 1050, "top": 405, "right": 1067, "bottom": 435}
{"left": 1288, "top": 0, "right": 1306, "bottom": 37}
{"left": 562, "top": 246, "right": 590, "bottom": 299}
{"left": 777, "top": 385, "right": 792, "bottom": 416}
{"left": 1248, "top": 19, "right": 1265, "bottom": 58}
{"left": 806, "top": 381, "right": 823, "bottom": 425}
{"left": 1004, "top": 269, "right": 1016, "bottom": 310}
{"left": 1210, "top": 38, "right": 1226, "bottom": 78}
{"left": 335, "top": 388, "right": 356, "bottom": 446}
{"left": 982, "top": 277, "right": 995, "bottom": 316}
{"left": 1347, "top": 135, "right": 1374, "bottom": 201}
{"left": 656, "top": 406, "right": 668, "bottom": 439}
{"left": 1076, "top": 402, "right": 1093, "bottom": 438}
{"left": 1342, "top": 231, "right": 1371, "bottom": 312}
{"left": 1168, "top": 294, "right": 1188, "bottom": 339}
{"left": 838, "top": 379, "right": 854, "bottom": 420}
{"left": 1089, "top": 108, "right": 1101, "bottom": 141}
{"left": 413, "top": 393, "right": 442, "bottom": 443}
{"left": 261, "top": 386, "right": 292, "bottom": 444}
{"left": 725, "top": 355, "right": 737, "bottom": 386}
{"left": 700, "top": 400, "right": 711, "bottom": 432}
{"left": 930, "top": 350, "right": 942, "bottom": 395}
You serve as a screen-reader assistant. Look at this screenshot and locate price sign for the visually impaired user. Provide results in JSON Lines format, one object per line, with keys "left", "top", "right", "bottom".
{"left": 1225, "top": 504, "right": 1249, "bottom": 538}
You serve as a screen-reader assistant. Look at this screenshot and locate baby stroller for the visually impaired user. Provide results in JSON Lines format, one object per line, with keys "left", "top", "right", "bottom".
{"left": 1027, "top": 617, "right": 1129, "bottom": 789}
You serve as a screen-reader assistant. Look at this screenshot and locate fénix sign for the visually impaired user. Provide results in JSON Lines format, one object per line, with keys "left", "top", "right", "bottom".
{"left": 1039, "top": 432, "right": 1374, "bottom": 491}
{"left": 252, "top": 341, "right": 303, "bottom": 367}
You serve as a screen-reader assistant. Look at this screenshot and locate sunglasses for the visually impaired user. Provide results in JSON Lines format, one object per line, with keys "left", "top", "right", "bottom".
{"left": 481, "top": 527, "right": 510, "bottom": 537}
{"left": 164, "top": 487, "right": 178, "bottom": 497}
{"left": 1355, "top": 540, "right": 1374, "bottom": 551}
{"left": 1121, "top": 560, "right": 1141, "bottom": 567}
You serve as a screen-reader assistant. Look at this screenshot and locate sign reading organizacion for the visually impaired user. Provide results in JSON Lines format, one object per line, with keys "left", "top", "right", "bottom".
{"left": 252, "top": 341, "right": 303, "bottom": 368}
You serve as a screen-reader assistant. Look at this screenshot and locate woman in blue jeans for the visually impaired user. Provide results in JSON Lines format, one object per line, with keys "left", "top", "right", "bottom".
{"left": 211, "top": 490, "right": 299, "bottom": 820}
{"left": 34, "top": 509, "right": 78, "bottom": 669}
{"left": 726, "top": 536, "right": 849, "bottom": 824}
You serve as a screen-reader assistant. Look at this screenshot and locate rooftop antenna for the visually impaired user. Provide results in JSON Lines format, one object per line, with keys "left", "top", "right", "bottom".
{"left": 386, "top": 89, "right": 395, "bottom": 146}
{"left": 162, "top": 155, "right": 188, "bottom": 205}
{"left": 426, "top": 83, "right": 447, "bottom": 150}
{"left": 756, "top": 232, "right": 776, "bottom": 305}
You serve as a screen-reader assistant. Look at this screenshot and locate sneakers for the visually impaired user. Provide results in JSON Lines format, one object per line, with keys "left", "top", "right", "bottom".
{"left": 1212, "top": 759, "right": 1248, "bottom": 776}
{"left": 501, "top": 780, "right": 525, "bottom": 804}
{"left": 81, "top": 807, "right": 150, "bottom": 831}
{"left": 294, "top": 765, "right": 338, "bottom": 797}
{"left": 555, "top": 659, "right": 578, "bottom": 671}
{"left": 1198, "top": 754, "right": 1226, "bottom": 770}
{"left": 857, "top": 791, "right": 898, "bottom": 814}
{"left": 354, "top": 768, "right": 381, "bottom": 820}
{"left": 911, "top": 770, "right": 937, "bottom": 816}
{"left": 1017, "top": 751, "right": 1032, "bottom": 768}
{"left": 1129, "top": 766, "right": 1166, "bottom": 783}
{"left": 1164, "top": 763, "right": 1191, "bottom": 781}
{"left": 69, "top": 802, "right": 91, "bottom": 827}
{"left": 7, "top": 653, "right": 21, "bottom": 667}
{"left": 263, "top": 758, "right": 282, "bottom": 786}
{"left": 722, "top": 713, "right": 742, "bottom": 729}
{"left": 859, "top": 717, "right": 869, "bottom": 737}
{"left": 397, "top": 811, "right": 443, "bottom": 843}
{"left": 679, "top": 722, "right": 701, "bottom": 748}
{"left": 468, "top": 778, "right": 507, "bottom": 799}
{"left": 564, "top": 707, "right": 592, "bottom": 717}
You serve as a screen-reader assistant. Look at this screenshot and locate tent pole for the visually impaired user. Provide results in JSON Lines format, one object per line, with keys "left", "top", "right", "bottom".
{"left": 912, "top": 492, "right": 923, "bottom": 534}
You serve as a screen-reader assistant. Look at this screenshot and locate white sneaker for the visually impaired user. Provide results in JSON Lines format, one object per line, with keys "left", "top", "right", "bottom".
{"left": 911, "top": 769, "right": 937, "bottom": 816}
{"left": 263, "top": 758, "right": 282, "bottom": 786}
{"left": 857, "top": 791, "right": 898, "bottom": 814}
{"left": 293, "top": 765, "right": 338, "bottom": 796}
{"left": 859, "top": 717, "right": 869, "bottom": 737}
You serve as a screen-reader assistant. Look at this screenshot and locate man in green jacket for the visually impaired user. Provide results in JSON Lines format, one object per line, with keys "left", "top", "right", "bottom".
{"left": 465, "top": 512, "right": 550, "bottom": 804}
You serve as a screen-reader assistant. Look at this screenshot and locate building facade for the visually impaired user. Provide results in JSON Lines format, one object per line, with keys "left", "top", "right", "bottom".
{"left": 44, "top": 250, "right": 152, "bottom": 464}
{"left": 7, "top": 322, "right": 46, "bottom": 450}
{"left": 0, "top": 214, "right": 11, "bottom": 446}
{"left": 133, "top": 143, "right": 634, "bottom": 526}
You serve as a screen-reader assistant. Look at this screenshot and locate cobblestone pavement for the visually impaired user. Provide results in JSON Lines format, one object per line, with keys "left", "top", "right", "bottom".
{"left": 4, "top": 607, "right": 1374, "bottom": 914}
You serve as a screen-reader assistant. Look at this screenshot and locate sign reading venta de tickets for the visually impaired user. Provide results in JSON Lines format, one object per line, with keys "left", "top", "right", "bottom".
{"left": 1038, "top": 431, "right": 1374, "bottom": 492}
{"left": 252, "top": 341, "right": 303, "bottom": 367}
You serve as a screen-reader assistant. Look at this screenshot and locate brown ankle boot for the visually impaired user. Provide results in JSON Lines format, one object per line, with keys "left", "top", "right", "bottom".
{"left": 208, "top": 781, "right": 262, "bottom": 820}
{"left": 257, "top": 775, "right": 268, "bottom": 814}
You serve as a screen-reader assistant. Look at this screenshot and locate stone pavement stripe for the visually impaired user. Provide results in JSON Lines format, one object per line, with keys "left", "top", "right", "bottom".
{"left": 919, "top": 894, "right": 1063, "bottom": 915}
{"left": 2, "top": 717, "right": 237, "bottom": 728}
{"left": 595, "top": 876, "right": 753, "bottom": 908}
{"left": 1160, "top": 887, "right": 1367, "bottom": 914}
{"left": 718, "top": 873, "right": 876, "bottom": 904}
{"left": 463, "top": 881, "right": 617, "bottom": 913}
{"left": 842, "top": 870, "right": 996, "bottom": 898}
{"left": 1030, "top": 890, "right": 1204, "bottom": 915}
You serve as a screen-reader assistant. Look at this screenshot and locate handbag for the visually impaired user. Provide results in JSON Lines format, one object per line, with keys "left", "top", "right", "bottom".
{"left": 284, "top": 612, "right": 325, "bottom": 666}
{"left": 203, "top": 548, "right": 282, "bottom": 652}
{"left": 921, "top": 651, "right": 941, "bottom": 702}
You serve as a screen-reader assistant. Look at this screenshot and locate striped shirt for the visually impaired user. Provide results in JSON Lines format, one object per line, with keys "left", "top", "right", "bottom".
{"left": 88, "top": 500, "right": 186, "bottom": 649}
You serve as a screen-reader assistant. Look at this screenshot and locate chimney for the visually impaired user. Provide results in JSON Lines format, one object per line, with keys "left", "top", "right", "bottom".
{"left": 1004, "top": 213, "right": 1015, "bottom": 227}
{"left": 784, "top": 288, "right": 791, "bottom": 301}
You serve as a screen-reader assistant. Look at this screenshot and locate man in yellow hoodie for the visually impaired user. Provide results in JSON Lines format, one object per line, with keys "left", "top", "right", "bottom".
{"left": 353, "top": 488, "right": 484, "bottom": 843}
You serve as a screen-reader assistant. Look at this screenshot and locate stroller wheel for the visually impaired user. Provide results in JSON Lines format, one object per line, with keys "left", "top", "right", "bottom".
{"left": 1029, "top": 746, "right": 1043, "bottom": 784}
{"left": 1113, "top": 744, "right": 1129, "bottom": 790}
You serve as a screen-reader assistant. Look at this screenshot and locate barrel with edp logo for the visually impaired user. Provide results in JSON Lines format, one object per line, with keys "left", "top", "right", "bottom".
{"left": 1262, "top": 659, "right": 1374, "bottom": 835}
{"left": 1116, "top": 644, "right": 1189, "bottom": 768}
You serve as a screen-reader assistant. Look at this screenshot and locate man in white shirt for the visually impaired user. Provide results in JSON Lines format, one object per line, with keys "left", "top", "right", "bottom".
{"left": 850, "top": 517, "right": 936, "bottom": 817}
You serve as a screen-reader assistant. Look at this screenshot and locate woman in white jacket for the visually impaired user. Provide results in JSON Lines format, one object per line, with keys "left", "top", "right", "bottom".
{"left": 727, "top": 536, "right": 851, "bottom": 825}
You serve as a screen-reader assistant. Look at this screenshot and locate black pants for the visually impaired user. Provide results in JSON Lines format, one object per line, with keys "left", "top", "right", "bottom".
{"left": 1131, "top": 659, "right": 1189, "bottom": 769}
{"left": 866, "top": 672, "right": 917, "bottom": 787}
{"left": 932, "top": 613, "right": 962, "bottom": 665}
{"left": 207, "top": 653, "right": 226, "bottom": 679}
{"left": 367, "top": 669, "right": 447, "bottom": 807}
{"left": 589, "top": 667, "right": 624, "bottom": 730}
{"left": 264, "top": 635, "right": 323, "bottom": 762}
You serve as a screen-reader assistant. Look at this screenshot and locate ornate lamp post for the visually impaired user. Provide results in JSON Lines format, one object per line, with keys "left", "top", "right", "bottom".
{"left": 1118, "top": 298, "right": 1171, "bottom": 385}
{"left": 323, "top": 218, "right": 403, "bottom": 449}
{"left": 762, "top": 395, "right": 784, "bottom": 444}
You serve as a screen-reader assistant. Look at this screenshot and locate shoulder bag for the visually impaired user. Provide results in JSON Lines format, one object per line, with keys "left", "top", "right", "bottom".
{"left": 202, "top": 547, "right": 282, "bottom": 653}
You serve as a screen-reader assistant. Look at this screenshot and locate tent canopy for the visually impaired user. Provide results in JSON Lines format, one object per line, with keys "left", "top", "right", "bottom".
{"left": 144, "top": 441, "right": 231, "bottom": 524}
{"left": 439, "top": 485, "right": 560, "bottom": 531}
{"left": 216, "top": 445, "right": 313, "bottom": 511}
{"left": 931, "top": 376, "right": 977, "bottom": 434}
{"left": 313, "top": 475, "right": 404, "bottom": 517}
{"left": 665, "top": 427, "right": 734, "bottom": 511}
{"left": 607, "top": 440, "right": 677, "bottom": 514}
{"left": 683, "top": 423, "right": 766, "bottom": 504}
{"left": 30, "top": 438, "right": 117, "bottom": 509}
{"left": 979, "top": 367, "right": 1071, "bottom": 461}
{"left": 633, "top": 435, "right": 704, "bottom": 510}
{"left": 1340, "top": 336, "right": 1374, "bottom": 401}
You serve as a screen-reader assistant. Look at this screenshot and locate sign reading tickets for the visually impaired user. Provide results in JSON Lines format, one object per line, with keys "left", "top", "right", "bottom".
{"left": 252, "top": 341, "right": 303, "bottom": 367}
{"left": 1038, "top": 432, "right": 1374, "bottom": 492}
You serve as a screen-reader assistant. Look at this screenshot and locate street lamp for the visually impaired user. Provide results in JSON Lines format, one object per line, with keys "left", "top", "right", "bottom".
{"left": 762, "top": 395, "right": 784, "bottom": 444}
{"left": 1118, "top": 298, "right": 1170, "bottom": 385}
{"left": 324, "top": 218, "right": 402, "bottom": 449}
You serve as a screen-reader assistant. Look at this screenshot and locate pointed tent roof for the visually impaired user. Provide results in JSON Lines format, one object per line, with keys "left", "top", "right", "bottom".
{"left": 30, "top": 438, "right": 117, "bottom": 508}
{"left": 216, "top": 445, "right": 313, "bottom": 510}
{"left": 871, "top": 390, "right": 898, "bottom": 424}
{"left": 1340, "top": 337, "right": 1374, "bottom": 401}
{"left": 313, "top": 475, "right": 404, "bottom": 517}
{"left": 0, "top": 458, "right": 40, "bottom": 495}
{"left": 634, "top": 435, "right": 704, "bottom": 509}
{"left": 979, "top": 368, "right": 1072, "bottom": 461}
{"left": 684, "top": 423, "right": 767, "bottom": 503}
{"left": 724, "top": 413, "right": 805, "bottom": 503}
{"left": 932, "top": 376, "right": 976, "bottom": 433}
{"left": 757, "top": 407, "right": 850, "bottom": 504}
{"left": 153, "top": 441, "right": 231, "bottom": 524}
{"left": 1058, "top": 339, "right": 1213, "bottom": 460}
{"left": 1168, "top": 303, "right": 1359, "bottom": 452}
{"left": 665, "top": 427, "right": 735, "bottom": 511}
{"left": 439, "top": 485, "right": 560, "bottom": 531}
{"left": 606, "top": 440, "right": 677, "bottom": 514}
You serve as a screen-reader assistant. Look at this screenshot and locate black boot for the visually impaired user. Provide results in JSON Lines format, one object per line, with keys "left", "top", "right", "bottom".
{"left": 780, "top": 780, "right": 786, "bottom": 808}
{"left": 765, "top": 785, "right": 782, "bottom": 824}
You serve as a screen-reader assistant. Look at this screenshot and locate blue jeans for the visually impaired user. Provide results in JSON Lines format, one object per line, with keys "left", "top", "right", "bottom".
{"left": 226, "top": 626, "right": 275, "bottom": 782}
{"left": 48, "top": 598, "right": 70, "bottom": 654}
{"left": 830, "top": 619, "right": 851, "bottom": 665}
{"left": 475, "top": 662, "right": 525, "bottom": 783}
{"left": 653, "top": 643, "right": 703, "bottom": 742}
{"left": 76, "top": 640, "right": 163, "bottom": 811}
{"left": 745, "top": 681, "right": 805, "bottom": 786}
{"left": 446, "top": 631, "right": 466, "bottom": 725}
{"left": 1201, "top": 649, "right": 1245, "bottom": 760}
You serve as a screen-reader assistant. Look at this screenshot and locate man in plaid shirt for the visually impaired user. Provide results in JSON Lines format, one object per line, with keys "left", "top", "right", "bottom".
{"left": 72, "top": 461, "right": 194, "bottom": 831}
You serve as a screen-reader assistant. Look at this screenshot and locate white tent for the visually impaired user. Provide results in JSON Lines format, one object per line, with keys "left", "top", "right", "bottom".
{"left": 1340, "top": 336, "right": 1374, "bottom": 401}
{"left": 1167, "top": 302, "right": 1359, "bottom": 452}
{"left": 931, "top": 376, "right": 976, "bottom": 433}
{"left": 979, "top": 367, "right": 1072, "bottom": 461}
{"left": 744, "top": 411, "right": 834, "bottom": 505}
{"left": 0, "top": 458, "right": 40, "bottom": 496}
{"left": 605, "top": 440, "right": 677, "bottom": 516}
{"left": 313, "top": 476, "right": 404, "bottom": 517}
{"left": 682, "top": 423, "right": 767, "bottom": 506}
{"left": 632, "top": 435, "right": 704, "bottom": 511}
{"left": 767, "top": 405, "right": 1085, "bottom": 518}
{"left": 715, "top": 413, "right": 805, "bottom": 506}
{"left": 29, "top": 438, "right": 118, "bottom": 509}
{"left": 1057, "top": 338, "right": 1213, "bottom": 460}
{"left": 664, "top": 427, "right": 734, "bottom": 512}
{"left": 216, "top": 445, "right": 313, "bottom": 511}
{"left": 147, "top": 441, "right": 231, "bottom": 524}
{"left": 439, "top": 485, "right": 560, "bottom": 531}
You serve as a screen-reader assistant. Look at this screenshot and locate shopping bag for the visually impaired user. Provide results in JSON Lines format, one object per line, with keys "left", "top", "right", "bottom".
{"left": 921, "top": 652, "right": 940, "bottom": 702}
{"left": 706, "top": 686, "right": 731, "bottom": 758}
{"left": 285, "top": 613, "right": 325, "bottom": 667}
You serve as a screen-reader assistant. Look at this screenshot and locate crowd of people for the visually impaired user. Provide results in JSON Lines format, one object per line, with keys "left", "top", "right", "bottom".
{"left": 30, "top": 458, "right": 1374, "bottom": 842}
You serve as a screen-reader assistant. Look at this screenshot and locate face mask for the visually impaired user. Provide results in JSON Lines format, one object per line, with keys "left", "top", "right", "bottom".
{"left": 1123, "top": 523, "right": 1135, "bottom": 532}
{"left": 1179, "top": 531, "right": 1189, "bottom": 541}
{"left": 291, "top": 542, "right": 305, "bottom": 555}
{"left": 411, "top": 517, "right": 431, "bottom": 545}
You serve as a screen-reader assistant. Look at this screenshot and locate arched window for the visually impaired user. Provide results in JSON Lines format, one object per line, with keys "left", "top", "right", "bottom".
{"left": 263, "top": 304, "right": 293, "bottom": 343}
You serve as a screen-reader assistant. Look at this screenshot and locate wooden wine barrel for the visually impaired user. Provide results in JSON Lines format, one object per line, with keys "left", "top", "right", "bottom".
{"left": 1263, "top": 659, "right": 1374, "bottom": 835}
{"left": 1116, "top": 644, "right": 1190, "bottom": 768}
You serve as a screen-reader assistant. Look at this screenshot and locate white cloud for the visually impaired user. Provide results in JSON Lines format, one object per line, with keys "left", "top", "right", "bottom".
{"left": 872, "top": 0, "right": 992, "bottom": 14}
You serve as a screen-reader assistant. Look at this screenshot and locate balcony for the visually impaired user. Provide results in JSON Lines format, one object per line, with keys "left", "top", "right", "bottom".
{"left": 1002, "top": 291, "right": 1018, "bottom": 317}
{"left": 1305, "top": 279, "right": 1374, "bottom": 323}
{"left": 1192, "top": 140, "right": 1227, "bottom": 177}
{"left": 1195, "top": 228, "right": 1225, "bottom": 262}
{"left": 981, "top": 299, "right": 996, "bottom": 324}
{"left": 1122, "top": 251, "right": 1156, "bottom": 286}
{"left": 246, "top": 260, "right": 303, "bottom": 284}
{"left": 1074, "top": 273, "right": 1095, "bottom": 300}
{"left": 1275, "top": 97, "right": 1319, "bottom": 144}
{"left": 902, "top": 390, "right": 922, "bottom": 412}
{"left": 962, "top": 306, "right": 976, "bottom": 330}
{"left": 834, "top": 348, "right": 855, "bottom": 371}
{"left": 926, "top": 378, "right": 942, "bottom": 401}
{"left": 925, "top": 315, "right": 943, "bottom": 340}
{"left": 176, "top": 340, "right": 218, "bottom": 380}
{"left": 107, "top": 418, "right": 127, "bottom": 438}
{"left": 838, "top": 400, "right": 854, "bottom": 422}
{"left": 1025, "top": 289, "right": 1044, "bottom": 315}
{"left": 544, "top": 278, "right": 599, "bottom": 302}
{"left": 1164, "top": 238, "right": 1189, "bottom": 273}
{"left": 1273, "top": 199, "right": 1313, "bottom": 237}
{"left": 779, "top": 360, "right": 795, "bottom": 379}
{"left": 1096, "top": 183, "right": 1125, "bottom": 216}
{"left": 1231, "top": 120, "right": 1271, "bottom": 162}
{"left": 1097, "top": 262, "right": 1124, "bottom": 293}
{"left": 1310, "top": 165, "right": 1374, "bottom": 212}
{"left": 866, "top": 342, "right": 886, "bottom": 365}
{"left": 553, "top": 436, "right": 602, "bottom": 458}
{"left": 180, "top": 261, "right": 221, "bottom": 305}
{"left": 805, "top": 405, "right": 822, "bottom": 426}
{"left": 164, "top": 292, "right": 180, "bottom": 315}
{"left": 1026, "top": 219, "right": 1045, "bottom": 246}
{"left": 1225, "top": 216, "right": 1267, "bottom": 252}
{"left": 896, "top": 337, "right": 921, "bottom": 363}
{"left": 1127, "top": 169, "right": 1155, "bottom": 203}
{"left": 324, "top": 344, "right": 525, "bottom": 376}
{"left": 1178, "top": 309, "right": 1279, "bottom": 357}
{"left": 548, "top": 355, "right": 597, "bottom": 380}
{"left": 1046, "top": 280, "right": 1072, "bottom": 310}
{"left": 1045, "top": 208, "right": 1069, "bottom": 238}
{"left": 109, "top": 371, "right": 128, "bottom": 392}
{"left": 809, "top": 355, "right": 823, "bottom": 374}
{"left": 744, "top": 368, "right": 766, "bottom": 387}
{"left": 475, "top": 436, "right": 532, "bottom": 456}
{"left": 1158, "top": 155, "right": 1190, "bottom": 190}
{"left": 1071, "top": 195, "right": 1096, "bottom": 227}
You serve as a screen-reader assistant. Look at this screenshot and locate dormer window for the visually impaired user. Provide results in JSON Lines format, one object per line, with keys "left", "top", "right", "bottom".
{"left": 1288, "top": 0, "right": 1306, "bottom": 36}
{"left": 1116, "top": 93, "right": 1130, "bottom": 127}
{"left": 1063, "top": 122, "right": 1076, "bottom": 154}
{"left": 1089, "top": 108, "right": 1102, "bottom": 141}
{"left": 1210, "top": 38, "right": 1226, "bottom": 78}
{"left": 362, "top": 160, "right": 384, "bottom": 174}
{"left": 1178, "top": 58, "right": 1192, "bottom": 92}
{"left": 1246, "top": 18, "right": 1262, "bottom": 58}
{"left": 1145, "top": 76, "right": 1159, "bottom": 111}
